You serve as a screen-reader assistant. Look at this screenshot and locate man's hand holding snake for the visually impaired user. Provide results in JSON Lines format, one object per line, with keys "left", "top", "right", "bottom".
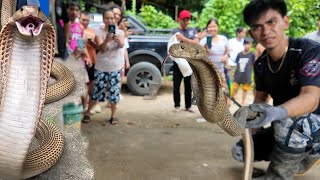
{"left": 244, "top": 104, "right": 288, "bottom": 128}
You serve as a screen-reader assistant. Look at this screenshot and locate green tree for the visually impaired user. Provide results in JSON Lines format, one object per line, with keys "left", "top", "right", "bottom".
{"left": 127, "top": 0, "right": 320, "bottom": 38}
{"left": 198, "top": 0, "right": 249, "bottom": 38}
{"left": 138, "top": 5, "right": 178, "bottom": 29}
{"left": 172, "top": 0, "right": 207, "bottom": 12}
{"left": 286, "top": 0, "right": 320, "bottom": 37}
{"left": 197, "top": 0, "right": 319, "bottom": 38}
{"left": 131, "top": 0, "right": 136, "bottom": 15}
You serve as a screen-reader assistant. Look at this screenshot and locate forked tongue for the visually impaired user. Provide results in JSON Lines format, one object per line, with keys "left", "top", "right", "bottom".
{"left": 15, "top": 17, "right": 44, "bottom": 37}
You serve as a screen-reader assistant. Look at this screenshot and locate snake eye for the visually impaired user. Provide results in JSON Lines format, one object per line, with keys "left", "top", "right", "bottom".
{"left": 38, "top": 7, "right": 41, "bottom": 11}
{"left": 20, "top": 7, "right": 24, "bottom": 11}
{"left": 181, "top": 45, "right": 185, "bottom": 50}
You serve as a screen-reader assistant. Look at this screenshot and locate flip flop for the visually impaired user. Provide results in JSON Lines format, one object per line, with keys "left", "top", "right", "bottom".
{"left": 82, "top": 115, "right": 91, "bottom": 123}
{"left": 110, "top": 117, "right": 119, "bottom": 125}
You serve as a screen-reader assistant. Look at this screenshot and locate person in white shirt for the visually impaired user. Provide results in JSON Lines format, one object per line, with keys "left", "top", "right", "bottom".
{"left": 228, "top": 27, "right": 247, "bottom": 66}
{"left": 227, "top": 27, "right": 247, "bottom": 84}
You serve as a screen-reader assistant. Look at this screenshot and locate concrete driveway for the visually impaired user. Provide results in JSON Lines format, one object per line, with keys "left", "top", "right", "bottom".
{"left": 81, "top": 81, "right": 319, "bottom": 180}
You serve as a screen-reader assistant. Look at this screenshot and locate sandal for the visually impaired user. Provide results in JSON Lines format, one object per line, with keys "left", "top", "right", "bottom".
{"left": 82, "top": 115, "right": 91, "bottom": 123}
{"left": 109, "top": 117, "right": 119, "bottom": 125}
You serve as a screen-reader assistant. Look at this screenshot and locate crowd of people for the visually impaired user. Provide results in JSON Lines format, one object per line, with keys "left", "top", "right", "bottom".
{"left": 171, "top": 9, "right": 256, "bottom": 111}
{"left": 59, "top": 2, "right": 257, "bottom": 123}
{"left": 54, "top": 1, "right": 320, "bottom": 179}
{"left": 55, "top": 1, "right": 131, "bottom": 125}
{"left": 53, "top": 1, "right": 255, "bottom": 125}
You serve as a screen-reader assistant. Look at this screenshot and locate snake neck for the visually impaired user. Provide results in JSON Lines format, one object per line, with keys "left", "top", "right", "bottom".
{"left": 0, "top": 26, "right": 53, "bottom": 179}
{"left": 0, "top": 2, "right": 57, "bottom": 179}
{"left": 0, "top": 29, "right": 42, "bottom": 179}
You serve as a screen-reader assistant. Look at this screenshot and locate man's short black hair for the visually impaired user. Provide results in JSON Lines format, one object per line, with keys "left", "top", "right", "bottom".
{"left": 236, "top": 27, "right": 245, "bottom": 35}
{"left": 67, "top": 1, "right": 80, "bottom": 9}
{"left": 244, "top": 37, "right": 254, "bottom": 44}
{"left": 243, "top": 0, "right": 287, "bottom": 26}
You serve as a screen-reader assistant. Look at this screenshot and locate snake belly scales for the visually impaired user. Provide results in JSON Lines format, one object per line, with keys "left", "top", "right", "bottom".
{"left": 169, "top": 43, "right": 254, "bottom": 180}
{"left": 0, "top": 1, "right": 75, "bottom": 179}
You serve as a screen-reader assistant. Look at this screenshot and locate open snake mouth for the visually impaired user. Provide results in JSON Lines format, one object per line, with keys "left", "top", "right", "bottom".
{"left": 15, "top": 16, "right": 44, "bottom": 37}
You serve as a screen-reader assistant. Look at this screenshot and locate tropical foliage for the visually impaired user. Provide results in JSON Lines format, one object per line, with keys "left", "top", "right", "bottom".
{"left": 197, "top": 0, "right": 249, "bottom": 38}
{"left": 286, "top": 0, "right": 320, "bottom": 37}
{"left": 129, "top": 0, "right": 320, "bottom": 38}
{"left": 137, "top": 5, "right": 178, "bottom": 29}
{"left": 171, "top": 0, "right": 208, "bottom": 12}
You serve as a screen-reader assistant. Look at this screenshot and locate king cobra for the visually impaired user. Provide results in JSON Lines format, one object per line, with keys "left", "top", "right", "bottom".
{"left": 169, "top": 43, "right": 254, "bottom": 180}
{"left": 0, "top": 3, "right": 75, "bottom": 180}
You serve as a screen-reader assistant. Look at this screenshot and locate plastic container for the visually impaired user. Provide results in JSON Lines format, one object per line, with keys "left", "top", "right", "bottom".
{"left": 63, "top": 103, "right": 83, "bottom": 125}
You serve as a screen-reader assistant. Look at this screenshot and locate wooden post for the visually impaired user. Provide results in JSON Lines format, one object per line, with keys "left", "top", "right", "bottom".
{"left": 175, "top": 5, "right": 178, "bottom": 21}
{"left": 121, "top": 0, "right": 126, "bottom": 12}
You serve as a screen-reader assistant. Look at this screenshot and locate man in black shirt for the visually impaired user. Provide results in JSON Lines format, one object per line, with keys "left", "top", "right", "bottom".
{"left": 232, "top": 0, "right": 320, "bottom": 179}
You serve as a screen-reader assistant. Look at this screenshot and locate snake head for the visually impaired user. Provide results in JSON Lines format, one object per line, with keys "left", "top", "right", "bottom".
{"left": 13, "top": 5, "right": 47, "bottom": 37}
{"left": 169, "top": 43, "right": 207, "bottom": 60}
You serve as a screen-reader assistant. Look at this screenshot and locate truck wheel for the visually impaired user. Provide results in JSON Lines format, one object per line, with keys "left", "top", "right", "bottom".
{"left": 127, "top": 62, "right": 162, "bottom": 96}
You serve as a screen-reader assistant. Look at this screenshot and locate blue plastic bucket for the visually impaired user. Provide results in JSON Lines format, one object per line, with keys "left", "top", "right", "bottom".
{"left": 63, "top": 103, "right": 83, "bottom": 125}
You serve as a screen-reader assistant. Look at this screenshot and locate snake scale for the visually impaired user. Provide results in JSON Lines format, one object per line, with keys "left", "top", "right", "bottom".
{"left": 0, "top": 1, "right": 75, "bottom": 179}
{"left": 169, "top": 43, "right": 254, "bottom": 180}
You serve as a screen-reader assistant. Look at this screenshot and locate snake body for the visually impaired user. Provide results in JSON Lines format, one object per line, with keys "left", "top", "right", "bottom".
{"left": 46, "top": 60, "right": 76, "bottom": 104}
{"left": 170, "top": 43, "right": 245, "bottom": 136}
{"left": 169, "top": 43, "right": 253, "bottom": 180}
{"left": 0, "top": 3, "right": 75, "bottom": 179}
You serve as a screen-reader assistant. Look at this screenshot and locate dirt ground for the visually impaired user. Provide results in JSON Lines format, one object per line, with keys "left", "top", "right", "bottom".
{"left": 81, "top": 79, "right": 319, "bottom": 180}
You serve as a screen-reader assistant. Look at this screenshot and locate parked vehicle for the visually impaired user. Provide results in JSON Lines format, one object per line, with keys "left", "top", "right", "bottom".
{"left": 89, "top": 14, "right": 173, "bottom": 96}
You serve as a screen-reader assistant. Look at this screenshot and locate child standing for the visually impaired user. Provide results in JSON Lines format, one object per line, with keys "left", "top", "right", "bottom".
{"left": 231, "top": 37, "right": 255, "bottom": 105}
